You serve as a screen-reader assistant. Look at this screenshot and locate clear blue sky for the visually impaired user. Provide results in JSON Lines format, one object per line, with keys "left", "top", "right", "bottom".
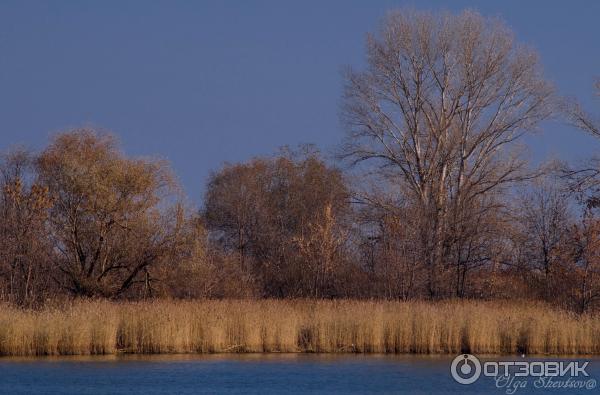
{"left": 1, "top": 0, "right": 599, "bottom": 203}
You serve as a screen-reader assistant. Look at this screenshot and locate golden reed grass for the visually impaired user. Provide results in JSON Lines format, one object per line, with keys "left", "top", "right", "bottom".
{"left": 0, "top": 299, "right": 598, "bottom": 356}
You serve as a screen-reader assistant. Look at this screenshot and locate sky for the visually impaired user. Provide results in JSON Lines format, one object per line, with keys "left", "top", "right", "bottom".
{"left": 1, "top": 0, "right": 599, "bottom": 204}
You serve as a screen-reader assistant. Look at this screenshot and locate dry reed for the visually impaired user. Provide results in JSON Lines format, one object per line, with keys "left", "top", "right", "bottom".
{"left": 0, "top": 299, "right": 598, "bottom": 356}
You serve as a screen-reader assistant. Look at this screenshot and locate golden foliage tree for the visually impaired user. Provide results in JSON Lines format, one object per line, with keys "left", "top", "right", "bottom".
{"left": 36, "top": 129, "right": 185, "bottom": 297}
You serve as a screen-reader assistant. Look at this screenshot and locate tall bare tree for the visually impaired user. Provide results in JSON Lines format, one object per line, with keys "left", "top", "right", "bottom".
{"left": 341, "top": 9, "right": 553, "bottom": 297}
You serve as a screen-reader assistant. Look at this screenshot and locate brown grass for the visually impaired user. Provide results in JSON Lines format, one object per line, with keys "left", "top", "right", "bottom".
{"left": 0, "top": 299, "right": 598, "bottom": 356}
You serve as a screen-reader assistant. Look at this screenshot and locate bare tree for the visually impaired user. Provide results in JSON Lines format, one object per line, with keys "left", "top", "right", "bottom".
{"left": 566, "top": 216, "right": 600, "bottom": 313}
{"left": 36, "top": 129, "right": 186, "bottom": 298}
{"left": 204, "top": 159, "right": 268, "bottom": 268}
{"left": 161, "top": 217, "right": 258, "bottom": 299}
{"left": 514, "top": 180, "right": 572, "bottom": 300}
{"left": 204, "top": 147, "right": 351, "bottom": 297}
{"left": 294, "top": 204, "right": 349, "bottom": 298}
{"left": 565, "top": 79, "right": 600, "bottom": 137}
{"left": 558, "top": 79, "right": 600, "bottom": 312}
{"left": 0, "top": 149, "right": 52, "bottom": 305}
{"left": 367, "top": 210, "right": 423, "bottom": 299}
{"left": 341, "top": 9, "right": 553, "bottom": 297}
{"left": 562, "top": 79, "right": 600, "bottom": 207}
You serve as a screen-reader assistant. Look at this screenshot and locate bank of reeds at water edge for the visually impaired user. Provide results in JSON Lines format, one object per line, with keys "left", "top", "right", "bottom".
{"left": 0, "top": 299, "right": 599, "bottom": 356}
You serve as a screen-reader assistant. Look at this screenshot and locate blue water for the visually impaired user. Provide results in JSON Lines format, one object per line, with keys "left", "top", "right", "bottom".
{"left": 0, "top": 354, "right": 598, "bottom": 394}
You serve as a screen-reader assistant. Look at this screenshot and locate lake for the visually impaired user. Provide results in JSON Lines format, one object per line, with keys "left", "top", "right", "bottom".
{"left": 0, "top": 354, "right": 598, "bottom": 394}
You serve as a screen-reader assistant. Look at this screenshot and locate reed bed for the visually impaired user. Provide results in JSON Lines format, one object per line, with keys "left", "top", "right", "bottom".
{"left": 0, "top": 299, "right": 598, "bottom": 356}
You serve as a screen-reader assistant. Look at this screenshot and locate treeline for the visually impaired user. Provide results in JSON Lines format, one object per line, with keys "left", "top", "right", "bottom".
{"left": 1, "top": 10, "right": 600, "bottom": 312}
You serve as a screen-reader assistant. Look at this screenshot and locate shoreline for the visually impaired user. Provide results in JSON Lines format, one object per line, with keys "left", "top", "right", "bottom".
{"left": 1, "top": 300, "right": 599, "bottom": 357}
{"left": 2, "top": 352, "right": 600, "bottom": 359}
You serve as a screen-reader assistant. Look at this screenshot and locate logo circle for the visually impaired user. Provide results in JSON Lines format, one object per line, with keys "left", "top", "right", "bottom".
{"left": 586, "top": 379, "right": 597, "bottom": 390}
{"left": 451, "top": 354, "right": 482, "bottom": 385}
